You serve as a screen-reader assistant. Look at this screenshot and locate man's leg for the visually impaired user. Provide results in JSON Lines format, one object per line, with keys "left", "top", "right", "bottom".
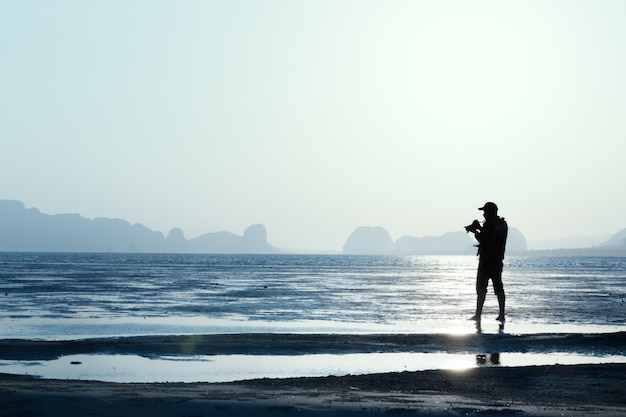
{"left": 472, "top": 291, "right": 487, "bottom": 321}
{"left": 471, "top": 263, "right": 488, "bottom": 321}
{"left": 496, "top": 292, "right": 505, "bottom": 322}
{"left": 493, "top": 263, "right": 505, "bottom": 321}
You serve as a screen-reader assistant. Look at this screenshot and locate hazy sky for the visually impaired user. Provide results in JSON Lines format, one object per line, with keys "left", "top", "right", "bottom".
{"left": 2, "top": 1, "right": 625, "bottom": 251}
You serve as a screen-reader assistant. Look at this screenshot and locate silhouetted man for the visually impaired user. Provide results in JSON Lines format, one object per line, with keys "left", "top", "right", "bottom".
{"left": 466, "top": 202, "right": 508, "bottom": 322}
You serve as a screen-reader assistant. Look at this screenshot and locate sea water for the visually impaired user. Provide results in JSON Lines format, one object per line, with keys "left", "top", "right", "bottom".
{"left": 1, "top": 253, "right": 624, "bottom": 336}
{"left": 0, "top": 253, "right": 624, "bottom": 382}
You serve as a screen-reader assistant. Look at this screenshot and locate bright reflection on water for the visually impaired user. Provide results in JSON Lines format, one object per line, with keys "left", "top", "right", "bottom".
{"left": 1, "top": 352, "right": 625, "bottom": 383}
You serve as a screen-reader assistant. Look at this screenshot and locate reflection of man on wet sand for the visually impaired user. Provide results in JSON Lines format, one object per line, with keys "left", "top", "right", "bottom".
{"left": 465, "top": 202, "right": 508, "bottom": 322}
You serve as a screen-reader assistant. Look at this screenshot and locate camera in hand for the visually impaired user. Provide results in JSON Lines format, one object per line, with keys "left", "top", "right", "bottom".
{"left": 465, "top": 219, "right": 481, "bottom": 233}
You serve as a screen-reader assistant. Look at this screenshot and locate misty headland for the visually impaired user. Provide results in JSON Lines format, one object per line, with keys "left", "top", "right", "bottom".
{"left": 1, "top": 200, "right": 624, "bottom": 256}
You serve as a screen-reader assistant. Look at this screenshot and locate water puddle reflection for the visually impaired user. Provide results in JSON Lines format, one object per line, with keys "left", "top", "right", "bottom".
{"left": 1, "top": 351, "right": 624, "bottom": 383}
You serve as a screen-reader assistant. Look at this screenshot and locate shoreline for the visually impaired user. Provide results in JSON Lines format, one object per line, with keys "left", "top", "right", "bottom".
{"left": 2, "top": 364, "right": 626, "bottom": 416}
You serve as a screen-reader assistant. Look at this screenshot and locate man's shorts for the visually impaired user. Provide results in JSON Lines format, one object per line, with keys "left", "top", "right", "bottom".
{"left": 476, "top": 259, "right": 504, "bottom": 295}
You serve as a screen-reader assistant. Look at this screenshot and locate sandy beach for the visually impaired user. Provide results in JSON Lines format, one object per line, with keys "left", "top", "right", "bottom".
{"left": 2, "top": 331, "right": 625, "bottom": 359}
{"left": 1, "top": 363, "right": 626, "bottom": 416}
{"left": 1, "top": 332, "right": 625, "bottom": 416}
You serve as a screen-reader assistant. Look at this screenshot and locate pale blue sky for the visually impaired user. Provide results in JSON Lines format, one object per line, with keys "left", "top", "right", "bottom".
{"left": 2, "top": 1, "right": 625, "bottom": 251}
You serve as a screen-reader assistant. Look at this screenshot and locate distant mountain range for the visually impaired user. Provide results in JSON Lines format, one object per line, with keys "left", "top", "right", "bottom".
{"left": 1, "top": 200, "right": 625, "bottom": 256}
{"left": 342, "top": 225, "right": 528, "bottom": 255}
{"left": 341, "top": 225, "right": 626, "bottom": 257}
{"left": 0, "top": 200, "right": 279, "bottom": 254}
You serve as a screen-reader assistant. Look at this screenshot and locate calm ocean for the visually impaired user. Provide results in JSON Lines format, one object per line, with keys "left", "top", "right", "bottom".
{"left": 1, "top": 252, "right": 624, "bottom": 339}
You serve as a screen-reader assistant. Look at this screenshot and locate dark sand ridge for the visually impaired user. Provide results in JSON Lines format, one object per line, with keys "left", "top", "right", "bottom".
{"left": 1, "top": 332, "right": 624, "bottom": 360}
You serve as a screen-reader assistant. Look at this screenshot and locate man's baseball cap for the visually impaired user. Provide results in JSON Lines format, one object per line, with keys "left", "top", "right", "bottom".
{"left": 478, "top": 202, "right": 498, "bottom": 211}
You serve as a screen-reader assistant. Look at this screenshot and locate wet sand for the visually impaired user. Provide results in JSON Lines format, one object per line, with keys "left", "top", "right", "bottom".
{"left": 1, "top": 332, "right": 625, "bottom": 416}
{"left": 1, "top": 364, "right": 626, "bottom": 416}
{"left": 2, "top": 331, "right": 625, "bottom": 359}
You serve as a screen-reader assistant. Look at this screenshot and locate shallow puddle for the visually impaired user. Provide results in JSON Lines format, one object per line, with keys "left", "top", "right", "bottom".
{"left": 1, "top": 351, "right": 625, "bottom": 383}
